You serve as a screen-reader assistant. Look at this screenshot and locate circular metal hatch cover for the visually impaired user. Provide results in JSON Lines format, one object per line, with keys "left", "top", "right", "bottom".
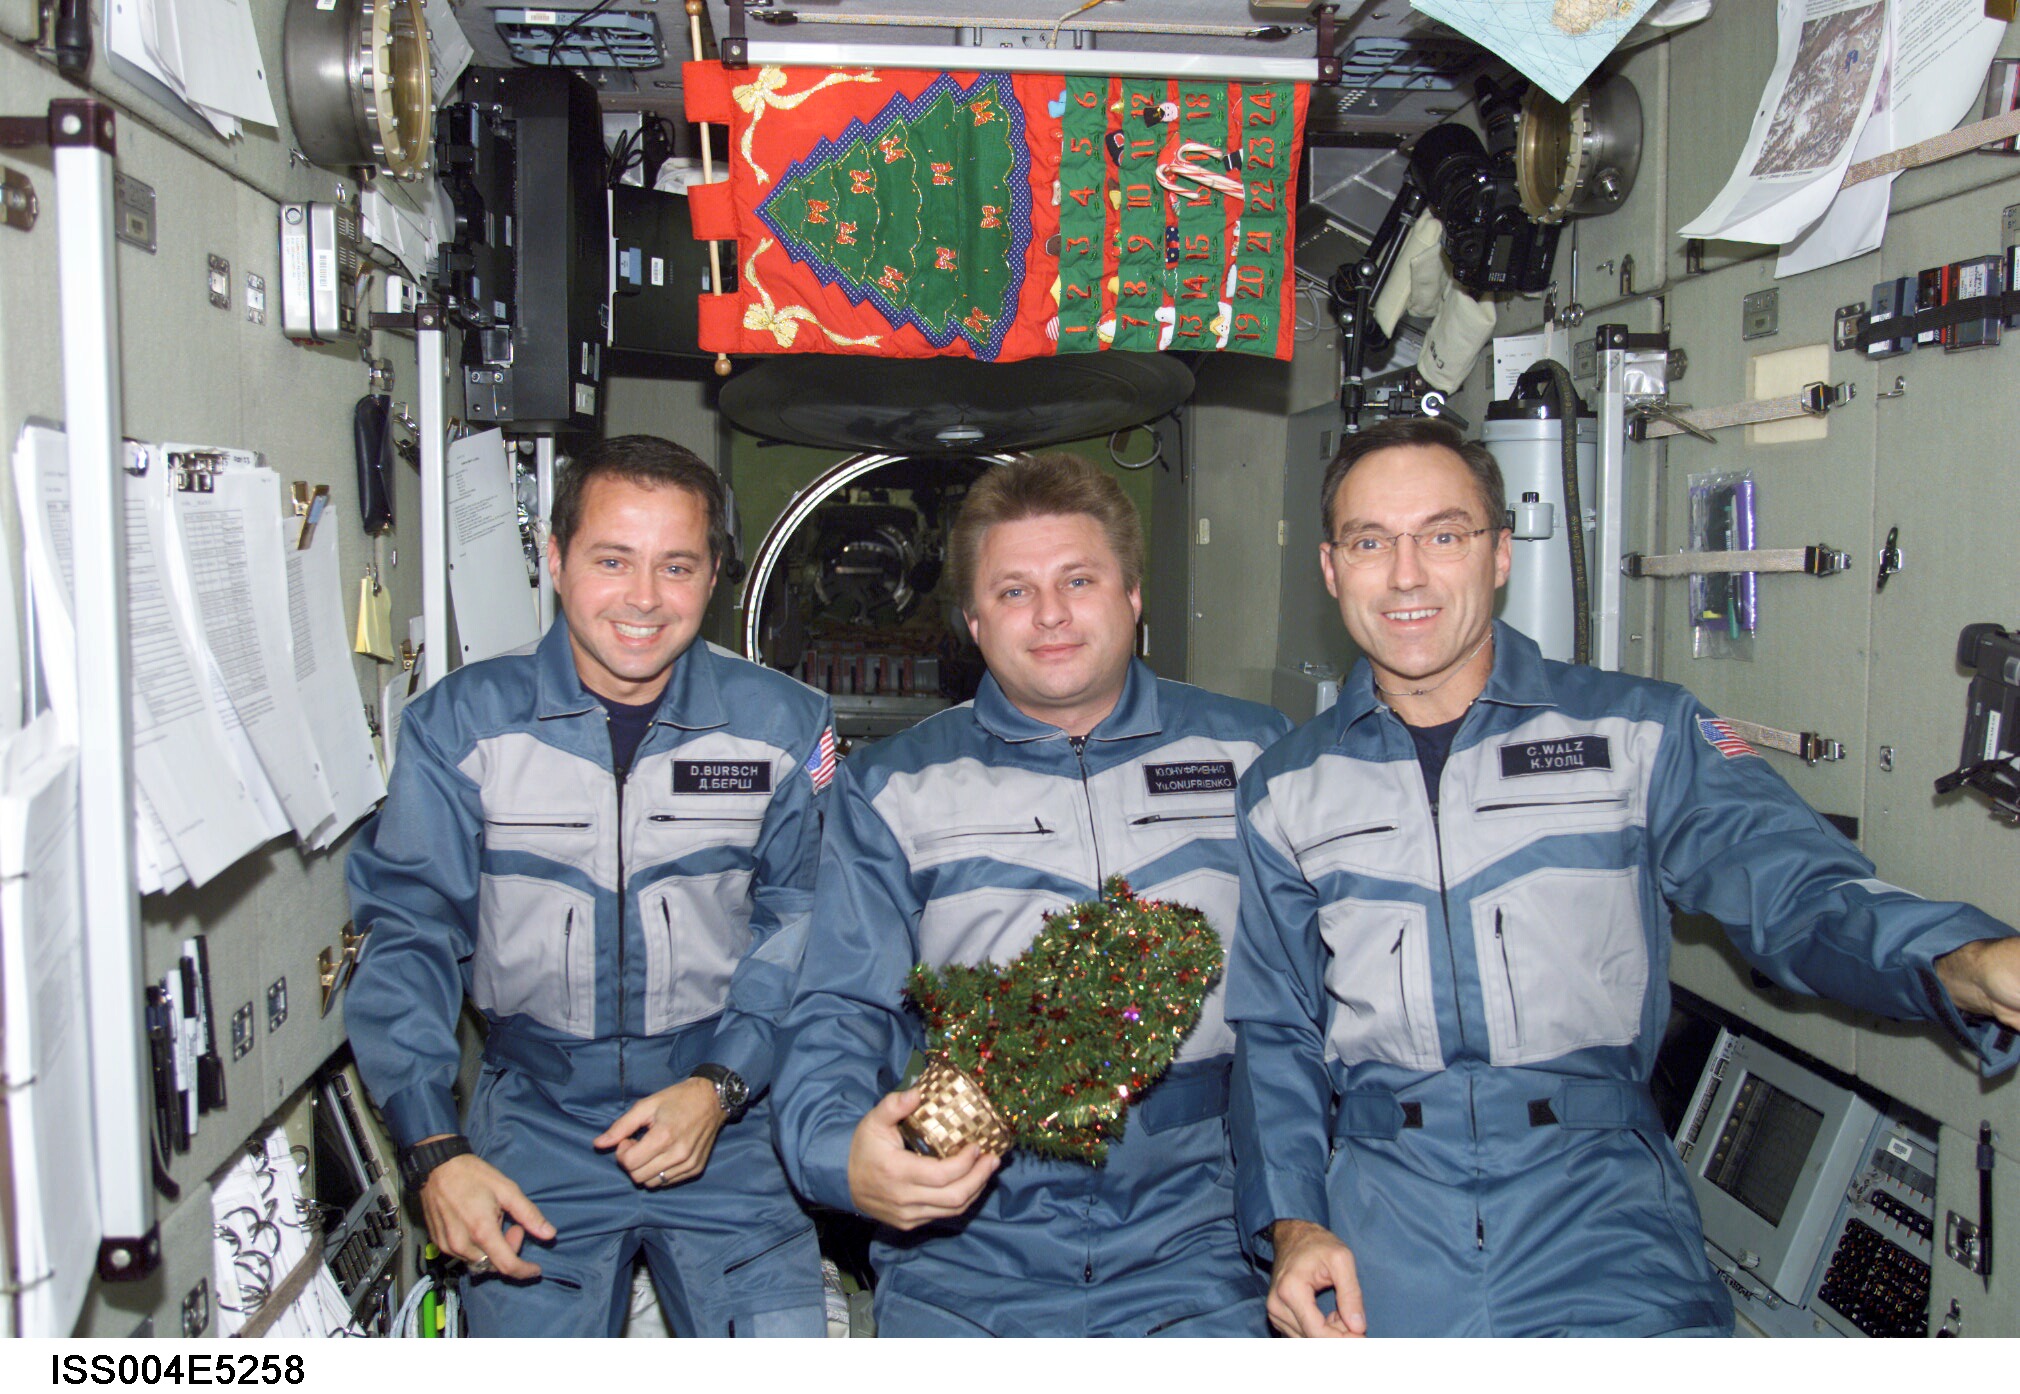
{"left": 282, "top": 0, "right": 434, "bottom": 179}
{"left": 717, "top": 353, "right": 1196, "bottom": 455}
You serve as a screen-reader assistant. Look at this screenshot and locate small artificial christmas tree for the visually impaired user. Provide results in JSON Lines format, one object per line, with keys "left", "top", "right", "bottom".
{"left": 902, "top": 876, "right": 1223, "bottom": 1165}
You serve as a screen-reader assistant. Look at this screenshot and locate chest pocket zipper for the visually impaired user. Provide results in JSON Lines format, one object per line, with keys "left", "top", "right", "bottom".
{"left": 1473, "top": 794, "right": 1628, "bottom": 815}
{"left": 1493, "top": 908, "right": 1520, "bottom": 1043}
{"left": 562, "top": 907, "right": 577, "bottom": 1010}
{"left": 486, "top": 817, "right": 592, "bottom": 829}
{"left": 1130, "top": 812, "right": 1236, "bottom": 826}
{"left": 1390, "top": 924, "right": 1418, "bottom": 1045}
{"left": 1295, "top": 823, "right": 1399, "bottom": 857}
{"left": 919, "top": 817, "right": 1056, "bottom": 844}
{"left": 649, "top": 812, "right": 764, "bottom": 825}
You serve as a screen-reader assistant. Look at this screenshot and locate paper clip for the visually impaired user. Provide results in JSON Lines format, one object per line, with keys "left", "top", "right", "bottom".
{"left": 168, "top": 449, "right": 228, "bottom": 494}
{"left": 318, "top": 922, "right": 368, "bottom": 1016}
{"left": 291, "top": 482, "right": 331, "bottom": 550}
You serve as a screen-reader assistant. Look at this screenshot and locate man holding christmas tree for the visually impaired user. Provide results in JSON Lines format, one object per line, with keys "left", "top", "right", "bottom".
{"left": 775, "top": 452, "right": 1292, "bottom": 1336}
{"left": 1227, "top": 416, "right": 2020, "bottom": 1337}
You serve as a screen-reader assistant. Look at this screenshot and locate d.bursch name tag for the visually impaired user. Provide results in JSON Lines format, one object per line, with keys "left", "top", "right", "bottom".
{"left": 1142, "top": 760, "right": 1238, "bottom": 795}
{"left": 1498, "top": 736, "right": 1611, "bottom": 777}
{"left": 674, "top": 760, "right": 772, "bottom": 794}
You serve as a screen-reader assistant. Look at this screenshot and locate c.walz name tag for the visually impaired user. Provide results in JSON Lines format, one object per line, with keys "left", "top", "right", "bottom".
{"left": 1143, "top": 760, "right": 1238, "bottom": 795}
{"left": 1499, "top": 736, "right": 1611, "bottom": 778}
{"left": 673, "top": 760, "right": 772, "bottom": 794}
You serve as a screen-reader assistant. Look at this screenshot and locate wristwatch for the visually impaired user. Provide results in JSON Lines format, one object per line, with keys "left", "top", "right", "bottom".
{"left": 399, "top": 1134, "right": 473, "bottom": 1191}
{"left": 690, "top": 1064, "right": 750, "bottom": 1123}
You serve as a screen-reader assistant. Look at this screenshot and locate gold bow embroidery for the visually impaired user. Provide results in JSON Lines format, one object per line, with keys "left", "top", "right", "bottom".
{"left": 733, "top": 67, "right": 881, "bottom": 187}
{"left": 741, "top": 241, "right": 883, "bottom": 349}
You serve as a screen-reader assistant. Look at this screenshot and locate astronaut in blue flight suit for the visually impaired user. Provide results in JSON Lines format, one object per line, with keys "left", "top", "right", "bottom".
{"left": 346, "top": 436, "right": 832, "bottom": 1337}
{"left": 1228, "top": 417, "right": 2020, "bottom": 1338}
{"left": 774, "top": 452, "right": 1292, "bottom": 1337}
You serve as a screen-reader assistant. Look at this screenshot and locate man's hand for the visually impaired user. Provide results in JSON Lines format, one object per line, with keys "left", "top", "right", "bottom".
{"left": 1936, "top": 937, "right": 2020, "bottom": 1033}
{"left": 593, "top": 1078, "right": 727, "bottom": 1188}
{"left": 1267, "top": 1218, "right": 1368, "bottom": 1338}
{"left": 846, "top": 1088, "right": 1000, "bottom": 1230}
{"left": 419, "top": 1151, "right": 555, "bottom": 1280}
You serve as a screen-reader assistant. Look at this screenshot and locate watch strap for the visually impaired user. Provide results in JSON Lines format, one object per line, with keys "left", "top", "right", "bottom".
{"left": 691, "top": 1063, "right": 749, "bottom": 1122}
{"left": 400, "top": 1134, "right": 473, "bottom": 1191}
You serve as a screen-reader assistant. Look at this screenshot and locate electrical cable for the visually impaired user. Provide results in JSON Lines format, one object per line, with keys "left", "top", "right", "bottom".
{"left": 606, "top": 125, "right": 644, "bottom": 188}
{"left": 1536, "top": 358, "right": 1589, "bottom": 666}
{"left": 537, "top": 0, "right": 623, "bottom": 68}
{"left": 1109, "top": 426, "right": 1162, "bottom": 470}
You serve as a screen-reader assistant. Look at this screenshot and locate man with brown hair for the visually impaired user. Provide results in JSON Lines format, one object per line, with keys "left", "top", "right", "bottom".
{"left": 774, "top": 451, "right": 1292, "bottom": 1336}
{"left": 348, "top": 435, "right": 832, "bottom": 1336}
{"left": 1228, "top": 416, "right": 2020, "bottom": 1337}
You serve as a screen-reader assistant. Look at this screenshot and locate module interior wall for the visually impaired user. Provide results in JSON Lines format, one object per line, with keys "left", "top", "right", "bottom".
{"left": 604, "top": 377, "right": 716, "bottom": 457}
{"left": 1560, "top": 38, "right": 1672, "bottom": 314}
{"left": 1186, "top": 354, "right": 1292, "bottom": 707}
{"left": 1, "top": 43, "right": 425, "bottom": 1337}
{"left": 1855, "top": 172, "right": 2020, "bottom": 1134}
{"left": 1664, "top": 6, "right": 2020, "bottom": 280}
{"left": 1931, "top": 1117, "right": 2019, "bottom": 1335}
{"left": 18, "top": 0, "right": 361, "bottom": 208}
{"left": 1651, "top": 252, "right": 1878, "bottom": 831}
{"left": 1645, "top": 19, "right": 2019, "bottom": 1173}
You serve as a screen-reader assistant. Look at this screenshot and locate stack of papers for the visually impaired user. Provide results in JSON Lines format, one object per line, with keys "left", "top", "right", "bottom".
{"left": 11, "top": 425, "right": 386, "bottom": 895}
{"left": 107, "top": 0, "right": 277, "bottom": 141}
{"left": 0, "top": 714, "right": 94, "bottom": 1336}
{"left": 1679, "top": 0, "right": 2006, "bottom": 273}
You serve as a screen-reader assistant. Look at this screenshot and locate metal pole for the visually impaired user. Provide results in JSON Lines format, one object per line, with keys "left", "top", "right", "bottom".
{"left": 1594, "top": 337, "right": 1628, "bottom": 673}
{"left": 52, "top": 98, "right": 155, "bottom": 1278}
{"left": 417, "top": 306, "right": 449, "bottom": 687}
{"left": 534, "top": 434, "right": 556, "bottom": 630}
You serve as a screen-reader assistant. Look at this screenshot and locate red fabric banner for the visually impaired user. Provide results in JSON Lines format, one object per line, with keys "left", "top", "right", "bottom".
{"left": 684, "top": 61, "right": 1307, "bottom": 362}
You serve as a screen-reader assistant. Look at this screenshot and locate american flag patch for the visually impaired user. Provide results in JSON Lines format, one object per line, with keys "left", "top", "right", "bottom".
{"left": 806, "top": 725, "right": 837, "bottom": 793}
{"left": 1698, "top": 716, "right": 1758, "bottom": 760}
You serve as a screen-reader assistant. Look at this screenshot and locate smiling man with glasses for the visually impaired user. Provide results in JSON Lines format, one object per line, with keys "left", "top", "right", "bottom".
{"left": 1225, "top": 416, "right": 2020, "bottom": 1338}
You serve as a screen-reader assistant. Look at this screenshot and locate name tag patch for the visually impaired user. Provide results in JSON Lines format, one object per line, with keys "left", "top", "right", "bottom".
{"left": 1499, "top": 736, "right": 1611, "bottom": 778}
{"left": 1143, "top": 760, "right": 1238, "bottom": 795}
{"left": 674, "top": 760, "right": 772, "bottom": 794}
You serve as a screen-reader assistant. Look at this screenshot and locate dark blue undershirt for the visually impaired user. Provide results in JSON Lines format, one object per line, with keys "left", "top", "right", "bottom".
{"left": 597, "top": 692, "right": 659, "bottom": 776}
{"left": 1406, "top": 712, "right": 1467, "bottom": 806}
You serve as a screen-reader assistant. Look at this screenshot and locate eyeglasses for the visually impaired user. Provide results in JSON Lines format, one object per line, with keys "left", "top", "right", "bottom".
{"left": 1327, "top": 525, "right": 1494, "bottom": 567}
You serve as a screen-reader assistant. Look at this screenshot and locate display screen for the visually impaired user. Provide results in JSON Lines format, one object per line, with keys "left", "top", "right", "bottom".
{"left": 1703, "top": 1072, "right": 1825, "bottom": 1226}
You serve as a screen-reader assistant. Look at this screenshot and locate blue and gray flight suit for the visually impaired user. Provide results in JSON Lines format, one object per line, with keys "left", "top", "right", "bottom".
{"left": 346, "top": 622, "right": 832, "bottom": 1337}
{"left": 1229, "top": 621, "right": 2019, "bottom": 1337}
{"left": 775, "top": 661, "right": 1292, "bottom": 1337}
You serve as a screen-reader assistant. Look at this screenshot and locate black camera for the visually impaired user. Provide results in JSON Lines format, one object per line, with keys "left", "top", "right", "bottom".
{"left": 1935, "top": 622, "right": 2020, "bottom": 819}
{"left": 1407, "top": 107, "right": 1560, "bottom": 296}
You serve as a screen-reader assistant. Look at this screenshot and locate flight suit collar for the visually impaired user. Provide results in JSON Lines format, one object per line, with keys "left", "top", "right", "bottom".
{"left": 973, "top": 658, "right": 1163, "bottom": 745}
{"left": 532, "top": 619, "right": 728, "bottom": 731}
{"left": 1332, "top": 620, "right": 1557, "bottom": 749}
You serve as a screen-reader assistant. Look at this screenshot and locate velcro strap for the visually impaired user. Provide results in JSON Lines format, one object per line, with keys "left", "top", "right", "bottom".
{"left": 482, "top": 1028, "right": 573, "bottom": 1086}
{"left": 1854, "top": 290, "right": 2020, "bottom": 350}
{"left": 1136, "top": 1059, "right": 1232, "bottom": 1134}
{"left": 1625, "top": 545, "right": 1849, "bottom": 579}
{"left": 1544, "top": 1080, "right": 1650, "bottom": 1130}
{"left": 1331, "top": 1089, "right": 1423, "bottom": 1142}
